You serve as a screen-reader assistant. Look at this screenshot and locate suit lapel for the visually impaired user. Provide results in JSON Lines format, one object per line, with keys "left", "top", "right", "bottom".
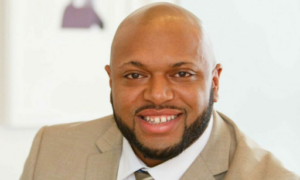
{"left": 180, "top": 155, "right": 215, "bottom": 180}
{"left": 180, "top": 110, "right": 233, "bottom": 179}
{"left": 85, "top": 150, "right": 121, "bottom": 180}
{"left": 85, "top": 120, "right": 123, "bottom": 180}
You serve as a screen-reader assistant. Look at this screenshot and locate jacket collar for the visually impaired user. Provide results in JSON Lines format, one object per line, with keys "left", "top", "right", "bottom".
{"left": 86, "top": 117, "right": 123, "bottom": 180}
{"left": 180, "top": 110, "right": 232, "bottom": 179}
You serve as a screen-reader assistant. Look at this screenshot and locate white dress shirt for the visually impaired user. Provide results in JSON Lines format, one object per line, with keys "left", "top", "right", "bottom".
{"left": 117, "top": 115, "right": 213, "bottom": 180}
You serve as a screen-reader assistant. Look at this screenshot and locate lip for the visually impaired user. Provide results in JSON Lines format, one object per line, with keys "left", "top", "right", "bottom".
{"left": 136, "top": 109, "right": 183, "bottom": 134}
{"left": 137, "top": 109, "right": 182, "bottom": 117}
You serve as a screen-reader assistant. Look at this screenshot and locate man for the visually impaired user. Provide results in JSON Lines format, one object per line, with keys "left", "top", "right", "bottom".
{"left": 21, "top": 3, "right": 299, "bottom": 180}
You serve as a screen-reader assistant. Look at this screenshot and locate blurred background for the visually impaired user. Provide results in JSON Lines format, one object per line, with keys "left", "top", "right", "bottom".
{"left": 0, "top": 0, "right": 299, "bottom": 179}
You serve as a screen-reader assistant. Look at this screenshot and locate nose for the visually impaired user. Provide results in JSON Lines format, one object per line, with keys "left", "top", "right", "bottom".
{"left": 143, "top": 75, "right": 174, "bottom": 105}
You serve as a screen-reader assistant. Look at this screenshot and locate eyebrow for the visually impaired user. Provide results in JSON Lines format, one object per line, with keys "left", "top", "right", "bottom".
{"left": 119, "top": 61, "right": 145, "bottom": 68}
{"left": 171, "top": 62, "right": 193, "bottom": 67}
{"left": 119, "top": 61, "right": 193, "bottom": 68}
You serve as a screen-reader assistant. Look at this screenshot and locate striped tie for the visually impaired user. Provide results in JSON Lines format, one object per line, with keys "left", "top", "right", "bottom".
{"left": 134, "top": 170, "right": 154, "bottom": 180}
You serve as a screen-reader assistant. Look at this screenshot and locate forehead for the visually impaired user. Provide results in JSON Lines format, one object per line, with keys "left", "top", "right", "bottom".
{"left": 111, "top": 23, "right": 204, "bottom": 68}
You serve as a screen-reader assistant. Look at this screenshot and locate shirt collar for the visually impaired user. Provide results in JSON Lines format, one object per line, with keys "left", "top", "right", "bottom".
{"left": 117, "top": 115, "right": 214, "bottom": 180}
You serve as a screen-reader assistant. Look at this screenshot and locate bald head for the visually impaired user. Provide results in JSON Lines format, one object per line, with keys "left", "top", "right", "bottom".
{"left": 118, "top": 3, "right": 202, "bottom": 30}
{"left": 110, "top": 2, "right": 216, "bottom": 69}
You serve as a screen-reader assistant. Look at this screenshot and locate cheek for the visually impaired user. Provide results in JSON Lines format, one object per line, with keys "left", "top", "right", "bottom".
{"left": 176, "top": 83, "right": 208, "bottom": 105}
{"left": 111, "top": 86, "right": 143, "bottom": 128}
{"left": 112, "top": 83, "right": 144, "bottom": 115}
{"left": 175, "top": 85, "right": 209, "bottom": 122}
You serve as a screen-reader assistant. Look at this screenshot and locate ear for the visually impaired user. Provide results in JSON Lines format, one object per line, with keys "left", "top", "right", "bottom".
{"left": 105, "top": 65, "right": 112, "bottom": 88}
{"left": 212, "top": 64, "right": 222, "bottom": 102}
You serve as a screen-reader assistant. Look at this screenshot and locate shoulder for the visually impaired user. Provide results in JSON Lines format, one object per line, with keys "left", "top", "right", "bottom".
{"left": 21, "top": 115, "right": 119, "bottom": 180}
{"left": 216, "top": 111, "right": 300, "bottom": 180}
{"left": 43, "top": 114, "right": 115, "bottom": 136}
{"left": 38, "top": 115, "right": 117, "bottom": 152}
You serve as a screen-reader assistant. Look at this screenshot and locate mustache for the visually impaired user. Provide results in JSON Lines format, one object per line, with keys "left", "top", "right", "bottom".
{"left": 135, "top": 104, "right": 187, "bottom": 115}
{"left": 110, "top": 92, "right": 187, "bottom": 115}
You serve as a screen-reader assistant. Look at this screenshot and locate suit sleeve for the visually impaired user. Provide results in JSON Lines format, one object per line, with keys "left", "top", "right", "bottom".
{"left": 20, "top": 126, "right": 47, "bottom": 180}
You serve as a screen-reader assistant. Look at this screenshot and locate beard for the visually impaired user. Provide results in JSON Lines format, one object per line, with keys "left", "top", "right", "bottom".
{"left": 111, "top": 88, "right": 214, "bottom": 162}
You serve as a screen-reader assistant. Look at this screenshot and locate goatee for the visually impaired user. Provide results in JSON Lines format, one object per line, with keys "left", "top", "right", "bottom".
{"left": 111, "top": 88, "right": 214, "bottom": 162}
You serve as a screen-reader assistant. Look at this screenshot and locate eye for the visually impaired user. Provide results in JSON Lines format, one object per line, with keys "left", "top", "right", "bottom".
{"left": 125, "top": 73, "right": 144, "bottom": 79}
{"left": 174, "top": 71, "right": 193, "bottom": 78}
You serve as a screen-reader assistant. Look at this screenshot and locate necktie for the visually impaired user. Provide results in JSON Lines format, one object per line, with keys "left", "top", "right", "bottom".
{"left": 134, "top": 170, "right": 154, "bottom": 180}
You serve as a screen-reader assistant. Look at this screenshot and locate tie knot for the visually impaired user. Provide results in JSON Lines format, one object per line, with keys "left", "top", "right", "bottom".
{"left": 134, "top": 170, "right": 154, "bottom": 180}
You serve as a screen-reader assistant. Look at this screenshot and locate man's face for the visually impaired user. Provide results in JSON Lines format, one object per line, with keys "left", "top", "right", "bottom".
{"left": 106, "top": 21, "right": 219, "bottom": 164}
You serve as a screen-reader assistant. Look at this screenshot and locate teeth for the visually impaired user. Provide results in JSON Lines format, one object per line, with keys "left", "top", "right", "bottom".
{"left": 142, "top": 115, "right": 178, "bottom": 124}
{"left": 155, "top": 117, "right": 160, "bottom": 123}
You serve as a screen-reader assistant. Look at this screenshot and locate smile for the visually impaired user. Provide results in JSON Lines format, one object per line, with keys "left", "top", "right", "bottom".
{"left": 140, "top": 114, "right": 181, "bottom": 124}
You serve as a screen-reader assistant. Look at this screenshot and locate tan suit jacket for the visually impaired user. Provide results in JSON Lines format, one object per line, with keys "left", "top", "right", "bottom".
{"left": 20, "top": 111, "right": 299, "bottom": 180}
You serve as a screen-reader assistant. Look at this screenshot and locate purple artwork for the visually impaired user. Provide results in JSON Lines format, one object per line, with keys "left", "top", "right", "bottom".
{"left": 62, "top": 0, "right": 104, "bottom": 29}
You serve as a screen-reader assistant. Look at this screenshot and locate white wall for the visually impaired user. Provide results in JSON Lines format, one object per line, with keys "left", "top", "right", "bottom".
{"left": 3, "top": 0, "right": 115, "bottom": 127}
{"left": 0, "top": 0, "right": 4, "bottom": 124}
{"left": 181, "top": 0, "right": 300, "bottom": 175}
